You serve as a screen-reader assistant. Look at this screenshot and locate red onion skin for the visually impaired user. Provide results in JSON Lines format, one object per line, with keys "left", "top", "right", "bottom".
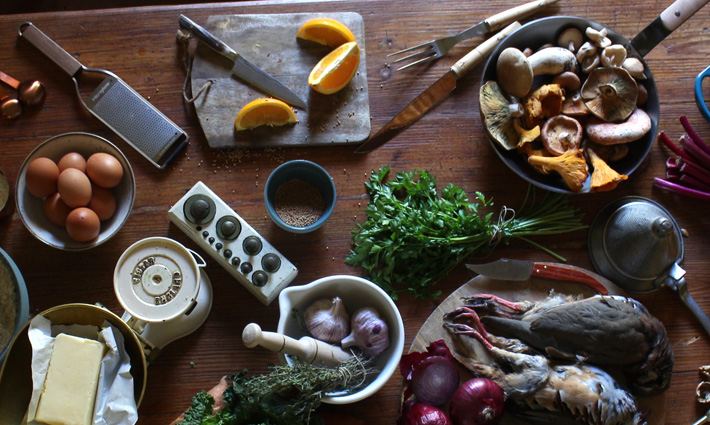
{"left": 412, "top": 356, "right": 460, "bottom": 406}
{"left": 450, "top": 378, "right": 505, "bottom": 425}
{"left": 401, "top": 403, "right": 453, "bottom": 425}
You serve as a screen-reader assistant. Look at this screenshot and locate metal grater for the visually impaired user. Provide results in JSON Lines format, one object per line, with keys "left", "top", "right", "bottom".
{"left": 19, "top": 22, "right": 188, "bottom": 169}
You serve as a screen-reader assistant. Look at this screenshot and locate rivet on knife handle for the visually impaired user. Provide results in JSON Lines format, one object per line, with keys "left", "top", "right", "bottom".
{"left": 18, "top": 22, "right": 84, "bottom": 78}
{"left": 178, "top": 14, "right": 238, "bottom": 61}
{"left": 450, "top": 21, "right": 520, "bottom": 77}
{"left": 532, "top": 262, "right": 609, "bottom": 295}
{"left": 484, "top": 0, "right": 559, "bottom": 32}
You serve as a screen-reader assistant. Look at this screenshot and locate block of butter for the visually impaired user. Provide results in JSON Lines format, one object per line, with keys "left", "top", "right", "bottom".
{"left": 35, "top": 333, "right": 105, "bottom": 425}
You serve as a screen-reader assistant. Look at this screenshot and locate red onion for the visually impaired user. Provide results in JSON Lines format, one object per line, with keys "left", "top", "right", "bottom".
{"left": 412, "top": 356, "right": 459, "bottom": 406}
{"left": 450, "top": 378, "right": 505, "bottom": 425}
{"left": 401, "top": 402, "right": 452, "bottom": 425}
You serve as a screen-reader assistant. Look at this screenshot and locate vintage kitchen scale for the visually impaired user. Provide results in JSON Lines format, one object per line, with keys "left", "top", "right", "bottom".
{"left": 0, "top": 237, "right": 213, "bottom": 420}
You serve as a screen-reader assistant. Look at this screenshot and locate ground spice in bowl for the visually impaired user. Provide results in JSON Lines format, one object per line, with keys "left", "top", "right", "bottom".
{"left": 274, "top": 179, "right": 326, "bottom": 228}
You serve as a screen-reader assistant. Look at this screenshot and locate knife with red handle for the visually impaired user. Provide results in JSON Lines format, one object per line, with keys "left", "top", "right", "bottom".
{"left": 466, "top": 258, "right": 610, "bottom": 295}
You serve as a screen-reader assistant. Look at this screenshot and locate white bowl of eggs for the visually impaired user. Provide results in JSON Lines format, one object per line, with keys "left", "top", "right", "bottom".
{"left": 16, "top": 132, "right": 135, "bottom": 251}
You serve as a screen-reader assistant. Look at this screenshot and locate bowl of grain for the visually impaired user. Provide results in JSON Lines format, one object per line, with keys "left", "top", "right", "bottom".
{"left": 0, "top": 247, "right": 29, "bottom": 361}
{"left": 264, "top": 160, "right": 336, "bottom": 233}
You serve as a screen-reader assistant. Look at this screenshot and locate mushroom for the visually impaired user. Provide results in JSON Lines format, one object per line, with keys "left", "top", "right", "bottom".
{"left": 480, "top": 81, "right": 523, "bottom": 150}
{"left": 541, "top": 115, "right": 583, "bottom": 155}
{"left": 553, "top": 71, "right": 581, "bottom": 91}
{"left": 523, "top": 84, "right": 565, "bottom": 127}
{"left": 588, "top": 147, "right": 628, "bottom": 191}
{"left": 514, "top": 119, "right": 540, "bottom": 146}
{"left": 528, "top": 149, "right": 589, "bottom": 192}
{"left": 600, "top": 44, "right": 627, "bottom": 67}
{"left": 581, "top": 67, "right": 638, "bottom": 122}
{"left": 522, "top": 47, "right": 534, "bottom": 57}
{"left": 586, "top": 108, "right": 652, "bottom": 144}
{"left": 622, "top": 57, "right": 646, "bottom": 79}
{"left": 557, "top": 27, "right": 584, "bottom": 52}
{"left": 589, "top": 142, "right": 630, "bottom": 162}
{"left": 496, "top": 47, "right": 534, "bottom": 98}
{"left": 586, "top": 27, "right": 612, "bottom": 48}
{"left": 561, "top": 93, "right": 590, "bottom": 116}
{"left": 576, "top": 42, "right": 599, "bottom": 73}
{"left": 637, "top": 84, "right": 648, "bottom": 106}
{"left": 528, "top": 47, "right": 578, "bottom": 76}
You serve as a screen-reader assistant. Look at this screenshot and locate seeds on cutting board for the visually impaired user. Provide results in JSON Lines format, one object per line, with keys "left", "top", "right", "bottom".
{"left": 274, "top": 179, "right": 325, "bottom": 227}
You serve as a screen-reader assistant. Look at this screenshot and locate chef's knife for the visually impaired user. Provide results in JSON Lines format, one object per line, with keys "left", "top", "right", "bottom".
{"left": 354, "top": 21, "right": 520, "bottom": 153}
{"left": 466, "top": 259, "right": 610, "bottom": 295}
{"left": 179, "top": 15, "right": 307, "bottom": 109}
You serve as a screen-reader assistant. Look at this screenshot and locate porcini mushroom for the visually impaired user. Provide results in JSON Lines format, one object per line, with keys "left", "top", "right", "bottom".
{"left": 496, "top": 47, "right": 534, "bottom": 98}
{"left": 480, "top": 81, "right": 523, "bottom": 150}
{"left": 586, "top": 108, "right": 652, "bottom": 144}
{"left": 557, "top": 27, "right": 584, "bottom": 51}
{"left": 514, "top": 119, "right": 540, "bottom": 146}
{"left": 524, "top": 84, "right": 565, "bottom": 127}
{"left": 581, "top": 67, "right": 638, "bottom": 122}
{"left": 576, "top": 42, "right": 599, "bottom": 73}
{"left": 528, "top": 149, "right": 589, "bottom": 192}
{"left": 541, "top": 115, "right": 583, "bottom": 155}
{"left": 561, "top": 93, "right": 590, "bottom": 116}
{"left": 588, "top": 147, "right": 628, "bottom": 191}
{"left": 553, "top": 71, "right": 581, "bottom": 91}
{"left": 622, "top": 57, "right": 646, "bottom": 79}
{"left": 528, "top": 47, "right": 578, "bottom": 76}
{"left": 600, "top": 44, "right": 627, "bottom": 67}
{"left": 586, "top": 27, "right": 612, "bottom": 48}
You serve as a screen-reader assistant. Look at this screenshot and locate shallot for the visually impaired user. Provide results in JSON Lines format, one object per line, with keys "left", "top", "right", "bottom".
{"left": 449, "top": 378, "right": 505, "bottom": 425}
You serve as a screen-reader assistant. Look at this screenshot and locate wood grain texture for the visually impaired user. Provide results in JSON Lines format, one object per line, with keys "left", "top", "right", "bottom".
{"left": 0, "top": 0, "right": 708, "bottom": 424}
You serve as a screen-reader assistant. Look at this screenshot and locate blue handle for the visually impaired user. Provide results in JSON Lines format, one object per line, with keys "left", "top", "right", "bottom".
{"left": 696, "top": 64, "right": 710, "bottom": 122}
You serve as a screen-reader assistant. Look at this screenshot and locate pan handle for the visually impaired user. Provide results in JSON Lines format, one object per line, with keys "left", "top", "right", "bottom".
{"left": 18, "top": 22, "right": 84, "bottom": 78}
{"left": 631, "top": 0, "right": 708, "bottom": 57}
{"left": 696, "top": 65, "right": 710, "bottom": 122}
{"left": 667, "top": 277, "right": 710, "bottom": 337}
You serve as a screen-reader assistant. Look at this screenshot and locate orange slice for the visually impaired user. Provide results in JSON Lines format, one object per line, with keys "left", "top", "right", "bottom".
{"left": 234, "top": 98, "right": 298, "bottom": 131}
{"left": 308, "top": 41, "right": 360, "bottom": 95}
{"left": 297, "top": 18, "right": 356, "bottom": 48}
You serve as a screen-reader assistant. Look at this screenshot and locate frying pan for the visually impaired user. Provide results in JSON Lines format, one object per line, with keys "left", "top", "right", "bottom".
{"left": 480, "top": 0, "right": 708, "bottom": 194}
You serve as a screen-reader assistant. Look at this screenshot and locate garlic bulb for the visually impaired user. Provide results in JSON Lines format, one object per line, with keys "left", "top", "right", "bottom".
{"left": 304, "top": 297, "right": 350, "bottom": 343}
{"left": 341, "top": 308, "right": 390, "bottom": 358}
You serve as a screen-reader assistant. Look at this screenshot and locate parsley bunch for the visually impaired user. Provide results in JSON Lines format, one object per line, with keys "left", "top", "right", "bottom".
{"left": 345, "top": 167, "right": 586, "bottom": 299}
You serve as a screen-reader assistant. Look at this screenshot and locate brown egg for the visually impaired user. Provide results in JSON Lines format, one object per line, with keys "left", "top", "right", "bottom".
{"left": 86, "top": 153, "right": 123, "bottom": 189}
{"left": 26, "top": 157, "right": 59, "bottom": 198}
{"left": 88, "top": 186, "right": 117, "bottom": 221}
{"left": 43, "top": 193, "right": 72, "bottom": 226}
{"left": 57, "top": 169, "right": 92, "bottom": 208}
{"left": 65, "top": 207, "right": 100, "bottom": 242}
{"left": 57, "top": 152, "right": 87, "bottom": 172}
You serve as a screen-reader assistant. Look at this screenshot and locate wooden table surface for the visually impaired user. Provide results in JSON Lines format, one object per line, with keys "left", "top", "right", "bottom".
{"left": 1, "top": 0, "right": 709, "bottom": 423}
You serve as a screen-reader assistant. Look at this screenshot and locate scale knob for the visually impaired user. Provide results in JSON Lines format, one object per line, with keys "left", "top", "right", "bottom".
{"left": 243, "top": 236, "right": 262, "bottom": 256}
{"left": 217, "top": 216, "right": 241, "bottom": 240}
{"left": 261, "top": 254, "right": 281, "bottom": 273}
{"left": 183, "top": 195, "right": 215, "bottom": 225}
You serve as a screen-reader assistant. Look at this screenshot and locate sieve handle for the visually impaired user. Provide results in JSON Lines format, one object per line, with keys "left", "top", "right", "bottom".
{"left": 670, "top": 278, "right": 710, "bottom": 337}
{"left": 18, "top": 22, "right": 84, "bottom": 78}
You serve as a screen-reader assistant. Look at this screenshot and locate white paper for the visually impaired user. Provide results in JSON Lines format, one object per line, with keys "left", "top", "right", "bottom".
{"left": 26, "top": 315, "right": 138, "bottom": 425}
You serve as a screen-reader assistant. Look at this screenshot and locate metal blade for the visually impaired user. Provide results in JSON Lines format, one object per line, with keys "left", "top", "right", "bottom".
{"left": 355, "top": 71, "right": 457, "bottom": 153}
{"left": 465, "top": 259, "right": 534, "bottom": 281}
{"left": 232, "top": 55, "right": 306, "bottom": 109}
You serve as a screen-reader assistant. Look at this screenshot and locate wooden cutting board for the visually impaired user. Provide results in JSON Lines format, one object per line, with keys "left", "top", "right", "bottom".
{"left": 190, "top": 12, "right": 370, "bottom": 148}
{"left": 409, "top": 274, "right": 666, "bottom": 425}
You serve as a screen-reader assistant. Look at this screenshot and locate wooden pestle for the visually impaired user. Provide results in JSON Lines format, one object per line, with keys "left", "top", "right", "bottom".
{"left": 242, "top": 323, "right": 353, "bottom": 366}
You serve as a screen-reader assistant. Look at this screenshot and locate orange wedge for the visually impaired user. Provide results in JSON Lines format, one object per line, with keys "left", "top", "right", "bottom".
{"left": 297, "top": 18, "right": 356, "bottom": 48}
{"left": 308, "top": 41, "right": 360, "bottom": 95}
{"left": 234, "top": 98, "right": 298, "bottom": 131}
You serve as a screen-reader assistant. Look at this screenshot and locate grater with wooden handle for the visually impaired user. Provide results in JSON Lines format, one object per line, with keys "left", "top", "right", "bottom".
{"left": 18, "top": 22, "right": 188, "bottom": 169}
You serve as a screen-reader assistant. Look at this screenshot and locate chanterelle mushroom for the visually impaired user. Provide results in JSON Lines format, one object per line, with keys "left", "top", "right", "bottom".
{"left": 581, "top": 67, "right": 638, "bottom": 122}
{"left": 589, "top": 147, "right": 628, "bottom": 191}
{"left": 586, "top": 108, "right": 652, "bottom": 145}
{"left": 514, "top": 119, "right": 540, "bottom": 146}
{"left": 496, "top": 47, "right": 533, "bottom": 98}
{"left": 480, "top": 81, "right": 523, "bottom": 150}
{"left": 541, "top": 115, "right": 583, "bottom": 156}
{"left": 524, "top": 84, "right": 564, "bottom": 127}
{"left": 528, "top": 149, "right": 589, "bottom": 192}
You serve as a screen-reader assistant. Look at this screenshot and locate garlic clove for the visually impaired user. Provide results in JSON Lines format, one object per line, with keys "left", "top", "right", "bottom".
{"left": 304, "top": 297, "right": 350, "bottom": 344}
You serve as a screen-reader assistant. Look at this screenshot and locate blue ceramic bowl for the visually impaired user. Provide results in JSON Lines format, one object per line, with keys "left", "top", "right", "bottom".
{"left": 0, "top": 247, "right": 29, "bottom": 361}
{"left": 264, "top": 160, "right": 336, "bottom": 233}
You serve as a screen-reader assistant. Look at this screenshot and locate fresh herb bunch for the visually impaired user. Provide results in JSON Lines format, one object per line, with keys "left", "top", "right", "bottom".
{"left": 179, "top": 358, "right": 373, "bottom": 425}
{"left": 345, "top": 167, "right": 587, "bottom": 299}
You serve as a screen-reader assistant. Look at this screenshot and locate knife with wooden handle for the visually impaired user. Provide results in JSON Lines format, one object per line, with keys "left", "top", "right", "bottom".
{"left": 355, "top": 21, "right": 521, "bottom": 153}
